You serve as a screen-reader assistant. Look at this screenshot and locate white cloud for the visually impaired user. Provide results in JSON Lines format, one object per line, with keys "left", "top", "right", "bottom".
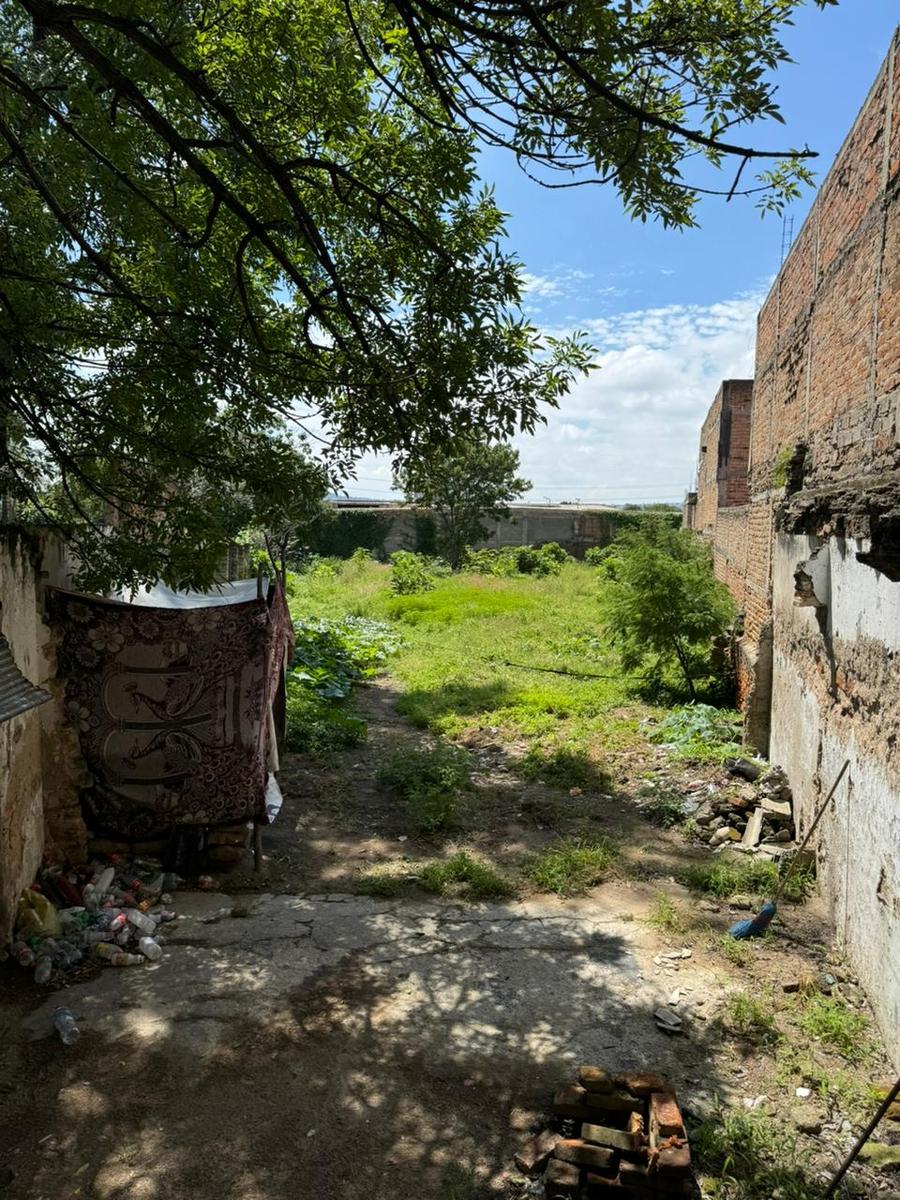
{"left": 332, "top": 289, "right": 765, "bottom": 505}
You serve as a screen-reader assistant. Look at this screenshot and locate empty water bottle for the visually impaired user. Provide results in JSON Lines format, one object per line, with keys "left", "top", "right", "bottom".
{"left": 12, "top": 941, "right": 35, "bottom": 968}
{"left": 94, "top": 943, "right": 142, "bottom": 966}
{"left": 95, "top": 867, "right": 115, "bottom": 897}
{"left": 124, "top": 908, "right": 156, "bottom": 935}
{"left": 34, "top": 955, "right": 52, "bottom": 985}
{"left": 137, "top": 937, "right": 162, "bottom": 962}
{"left": 53, "top": 1007, "right": 80, "bottom": 1046}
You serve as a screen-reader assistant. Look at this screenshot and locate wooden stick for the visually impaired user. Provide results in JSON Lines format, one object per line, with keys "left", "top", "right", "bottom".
{"left": 825, "top": 1075, "right": 900, "bottom": 1196}
{"left": 773, "top": 758, "right": 849, "bottom": 906}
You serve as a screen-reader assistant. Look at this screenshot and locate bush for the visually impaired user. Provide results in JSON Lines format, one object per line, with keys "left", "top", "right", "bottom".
{"left": 583, "top": 546, "right": 606, "bottom": 566}
{"left": 461, "top": 542, "right": 570, "bottom": 578}
{"left": 389, "top": 550, "right": 450, "bottom": 595}
{"left": 284, "top": 685, "right": 367, "bottom": 755}
{"left": 649, "top": 703, "right": 743, "bottom": 761}
{"left": 377, "top": 742, "right": 474, "bottom": 833}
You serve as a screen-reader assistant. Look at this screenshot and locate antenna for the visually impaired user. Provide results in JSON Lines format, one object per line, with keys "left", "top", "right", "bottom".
{"left": 780, "top": 214, "right": 795, "bottom": 267}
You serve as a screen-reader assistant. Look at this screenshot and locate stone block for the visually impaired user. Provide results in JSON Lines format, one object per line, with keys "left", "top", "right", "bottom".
{"left": 544, "top": 1158, "right": 580, "bottom": 1199}
{"left": 579, "top": 1066, "right": 614, "bottom": 1093}
{"left": 554, "top": 1139, "right": 617, "bottom": 1173}
{"left": 515, "top": 1129, "right": 561, "bottom": 1176}
{"left": 649, "top": 1093, "right": 684, "bottom": 1141}
{"left": 582, "top": 1123, "right": 640, "bottom": 1153}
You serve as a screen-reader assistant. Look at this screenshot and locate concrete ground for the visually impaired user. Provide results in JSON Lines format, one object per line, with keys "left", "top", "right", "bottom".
{"left": 4, "top": 888, "right": 737, "bottom": 1200}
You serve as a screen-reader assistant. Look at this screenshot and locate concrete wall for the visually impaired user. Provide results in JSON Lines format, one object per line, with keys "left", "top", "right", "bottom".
{"left": 770, "top": 531, "right": 900, "bottom": 1065}
{"left": 0, "top": 530, "right": 84, "bottom": 940}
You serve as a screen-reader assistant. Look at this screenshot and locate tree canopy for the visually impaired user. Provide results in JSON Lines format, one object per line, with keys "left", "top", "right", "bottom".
{"left": 0, "top": 0, "right": 832, "bottom": 588}
{"left": 395, "top": 440, "right": 529, "bottom": 567}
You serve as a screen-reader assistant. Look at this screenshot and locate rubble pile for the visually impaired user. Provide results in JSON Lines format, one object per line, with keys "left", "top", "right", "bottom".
{"left": 4, "top": 858, "right": 180, "bottom": 986}
{"left": 687, "top": 764, "right": 795, "bottom": 855}
{"left": 515, "top": 1067, "right": 693, "bottom": 1198}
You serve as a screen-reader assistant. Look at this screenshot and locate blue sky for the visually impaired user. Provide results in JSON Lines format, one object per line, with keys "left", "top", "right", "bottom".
{"left": 348, "top": 3, "right": 899, "bottom": 505}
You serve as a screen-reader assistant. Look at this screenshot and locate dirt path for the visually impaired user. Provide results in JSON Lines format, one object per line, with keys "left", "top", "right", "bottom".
{"left": 1, "top": 676, "right": 893, "bottom": 1199}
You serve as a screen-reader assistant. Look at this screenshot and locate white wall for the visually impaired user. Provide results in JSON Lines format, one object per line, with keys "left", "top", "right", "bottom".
{"left": 770, "top": 532, "right": 900, "bottom": 1066}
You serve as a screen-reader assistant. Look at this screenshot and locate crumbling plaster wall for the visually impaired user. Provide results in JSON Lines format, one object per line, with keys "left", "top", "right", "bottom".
{"left": 770, "top": 531, "right": 900, "bottom": 1063}
{"left": 0, "top": 531, "right": 85, "bottom": 940}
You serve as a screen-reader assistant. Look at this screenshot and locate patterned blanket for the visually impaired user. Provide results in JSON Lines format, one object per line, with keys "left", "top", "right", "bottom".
{"left": 49, "top": 583, "right": 293, "bottom": 839}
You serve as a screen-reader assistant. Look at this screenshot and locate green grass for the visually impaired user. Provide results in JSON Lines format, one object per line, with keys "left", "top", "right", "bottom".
{"left": 797, "top": 995, "right": 871, "bottom": 1060}
{"left": 355, "top": 870, "right": 409, "bottom": 898}
{"left": 286, "top": 559, "right": 654, "bottom": 769}
{"left": 523, "top": 835, "right": 618, "bottom": 895}
{"left": 419, "top": 851, "right": 514, "bottom": 901}
{"left": 720, "top": 990, "right": 777, "bottom": 1041}
{"left": 520, "top": 743, "right": 612, "bottom": 791}
{"left": 692, "top": 1111, "right": 820, "bottom": 1200}
{"left": 377, "top": 742, "right": 473, "bottom": 834}
{"left": 679, "top": 858, "right": 779, "bottom": 899}
{"left": 644, "top": 891, "right": 689, "bottom": 935}
{"left": 638, "top": 784, "right": 687, "bottom": 826}
{"left": 718, "top": 934, "right": 753, "bottom": 966}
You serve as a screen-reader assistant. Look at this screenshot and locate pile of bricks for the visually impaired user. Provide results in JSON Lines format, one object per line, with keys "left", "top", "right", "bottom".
{"left": 515, "top": 1067, "right": 693, "bottom": 1198}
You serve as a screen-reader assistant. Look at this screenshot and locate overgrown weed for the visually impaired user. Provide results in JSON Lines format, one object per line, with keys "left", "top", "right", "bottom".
{"left": 692, "top": 1111, "right": 819, "bottom": 1199}
{"left": 420, "top": 851, "right": 514, "bottom": 901}
{"left": 524, "top": 836, "right": 617, "bottom": 895}
{"left": 377, "top": 743, "right": 474, "bottom": 834}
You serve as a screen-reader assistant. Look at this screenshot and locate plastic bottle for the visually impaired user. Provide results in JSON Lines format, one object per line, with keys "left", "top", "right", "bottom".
{"left": 137, "top": 937, "right": 162, "bottom": 962}
{"left": 95, "top": 867, "right": 115, "bottom": 897}
{"left": 82, "top": 882, "right": 99, "bottom": 911}
{"left": 123, "top": 908, "right": 156, "bottom": 935}
{"left": 93, "top": 943, "right": 143, "bottom": 966}
{"left": 34, "top": 955, "right": 53, "bottom": 985}
{"left": 12, "top": 941, "right": 35, "bottom": 968}
{"left": 53, "top": 1007, "right": 80, "bottom": 1046}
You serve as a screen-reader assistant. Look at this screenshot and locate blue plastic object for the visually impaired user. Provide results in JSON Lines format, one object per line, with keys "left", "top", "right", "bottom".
{"left": 728, "top": 900, "right": 777, "bottom": 939}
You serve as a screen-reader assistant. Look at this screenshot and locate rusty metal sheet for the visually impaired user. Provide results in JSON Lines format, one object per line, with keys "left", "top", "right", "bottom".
{"left": 0, "top": 634, "right": 51, "bottom": 723}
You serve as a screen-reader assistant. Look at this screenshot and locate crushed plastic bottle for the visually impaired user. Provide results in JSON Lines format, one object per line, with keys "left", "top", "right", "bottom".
{"left": 93, "top": 943, "right": 143, "bottom": 967}
{"left": 123, "top": 908, "right": 156, "bottom": 935}
{"left": 95, "top": 867, "right": 115, "bottom": 896}
{"left": 137, "top": 937, "right": 162, "bottom": 962}
{"left": 53, "top": 1007, "right": 80, "bottom": 1046}
{"left": 34, "top": 955, "right": 53, "bottom": 985}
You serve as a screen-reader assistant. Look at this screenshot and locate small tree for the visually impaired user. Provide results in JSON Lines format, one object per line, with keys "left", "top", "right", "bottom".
{"left": 598, "top": 518, "right": 735, "bottom": 699}
{"left": 395, "top": 442, "right": 530, "bottom": 568}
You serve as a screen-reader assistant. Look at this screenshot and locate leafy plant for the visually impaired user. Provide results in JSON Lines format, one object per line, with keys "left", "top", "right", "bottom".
{"left": 284, "top": 686, "right": 367, "bottom": 756}
{"left": 389, "top": 551, "right": 451, "bottom": 595}
{"left": 598, "top": 519, "right": 736, "bottom": 699}
{"left": 649, "top": 704, "right": 743, "bottom": 760}
{"left": 692, "top": 1111, "right": 819, "bottom": 1200}
{"left": 420, "top": 852, "right": 514, "bottom": 900}
{"left": 377, "top": 743, "right": 474, "bottom": 833}
{"left": 639, "top": 784, "right": 687, "bottom": 826}
{"left": 718, "top": 935, "right": 752, "bottom": 967}
{"left": 720, "top": 990, "right": 777, "bottom": 1041}
{"left": 524, "top": 836, "right": 618, "bottom": 895}
{"left": 644, "top": 892, "right": 689, "bottom": 935}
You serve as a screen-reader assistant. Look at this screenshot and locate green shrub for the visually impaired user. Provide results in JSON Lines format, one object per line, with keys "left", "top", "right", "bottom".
{"left": 377, "top": 742, "right": 474, "bottom": 833}
{"left": 284, "top": 684, "right": 367, "bottom": 755}
{"left": 583, "top": 546, "right": 607, "bottom": 566}
{"left": 721, "top": 990, "right": 777, "bottom": 1040}
{"left": 692, "top": 1111, "right": 818, "bottom": 1200}
{"left": 389, "top": 550, "right": 450, "bottom": 595}
{"left": 798, "top": 996, "right": 871, "bottom": 1060}
{"left": 639, "top": 784, "right": 687, "bottom": 826}
{"left": 420, "top": 851, "right": 514, "bottom": 900}
{"left": 649, "top": 703, "right": 743, "bottom": 761}
{"left": 524, "top": 836, "right": 618, "bottom": 895}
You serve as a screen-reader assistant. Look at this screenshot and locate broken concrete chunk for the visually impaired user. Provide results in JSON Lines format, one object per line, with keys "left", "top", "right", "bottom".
{"left": 514, "top": 1129, "right": 560, "bottom": 1176}
{"left": 741, "top": 807, "right": 764, "bottom": 848}
{"left": 710, "top": 826, "right": 741, "bottom": 846}
{"left": 761, "top": 797, "right": 792, "bottom": 818}
{"left": 578, "top": 1065, "right": 614, "bottom": 1093}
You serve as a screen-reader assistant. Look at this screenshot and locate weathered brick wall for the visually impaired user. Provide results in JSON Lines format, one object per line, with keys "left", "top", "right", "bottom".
{"left": 693, "top": 381, "right": 753, "bottom": 539}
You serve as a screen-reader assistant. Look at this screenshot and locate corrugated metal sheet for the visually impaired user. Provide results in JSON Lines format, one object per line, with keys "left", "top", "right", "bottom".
{"left": 0, "top": 634, "right": 51, "bottom": 724}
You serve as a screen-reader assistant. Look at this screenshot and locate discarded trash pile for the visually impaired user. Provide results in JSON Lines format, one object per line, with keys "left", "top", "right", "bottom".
{"left": 514, "top": 1067, "right": 693, "bottom": 1198}
{"left": 688, "top": 762, "right": 795, "bottom": 854}
{"left": 6, "top": 860, "right": 179, "bottom": 986}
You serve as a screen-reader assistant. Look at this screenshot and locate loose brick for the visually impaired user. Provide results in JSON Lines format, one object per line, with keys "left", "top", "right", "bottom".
{"left": 585, "top": 1089, "right": 643, "bottom": 1114}
{"left": 544, "top": 1158, "right": 579, "bottom": 1199}
{"left": 627, "top": 1110, "right": 645, "bottom": 1143}
{"left": 553, "top": 1084, "right": 593, "bottom": 1121}
{"left": 554, "top": 1139, "right": 617, "bottom": 1173}
{"left": 654, "top": 1144, "right": 691, "bottom": 1178}
{"left": 614, "top": 1072, "right": 669, "bottom": 1098}
{"left": 582, "top": 1123, "right": 639, "bottom": 1153}
{"left": 579, "top": 1066, "right": 614, "bottom": 1093}
{"left": 515, "top": 1129, "right": 560, "bottom": 1176}
{"left": 649, "top": 1092, "right": 684, "bottom": 1141}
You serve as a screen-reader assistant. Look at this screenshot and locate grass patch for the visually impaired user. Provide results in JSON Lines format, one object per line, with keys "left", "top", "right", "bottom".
{"left": 419, "top": 852, "right": 514, "bottom": 901}
{"left": 638, "top": 784, "right": 687, "bottom": 827}
{"left": 679, "top": 858, "right": 778, "bottom": 899}
{"left": 377, "top": 743, "right": 473, "bottom": 834}
{"left": 355, "top": 870, "right": 409, "bottom": 898}
{"left": 692, "top": 1111, "right": 819, "bottom": 1200}
{"left": 524, "top": 836, "right": 617, "bottom": 896}
{"left": 720, "top": 990, "right": 777, "bottom": 1041}
{"left": 644, "top": 891, "right": 689, "bottom": 935}
{"left": 718, "top": 934, "right": 753, "bottom": 967}
{"left": 440, "top": 1164, "right": 479, "bottom": 1200}
{"left": 387, "top": 582, "right": 532, "bottom": 625}
{"left": 797, "top": 995, "right": 871, "bottom": 1060}
{"left": 520, "top": 744, "right": 612, "bottom": 791}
